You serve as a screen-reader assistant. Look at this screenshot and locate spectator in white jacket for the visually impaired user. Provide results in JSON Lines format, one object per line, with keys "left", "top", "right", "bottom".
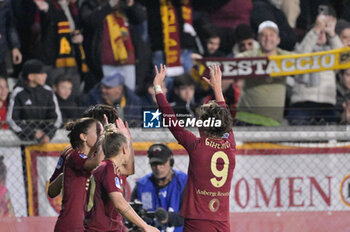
{"left": 287, "top": 14, "right": 343, "bottom": 125}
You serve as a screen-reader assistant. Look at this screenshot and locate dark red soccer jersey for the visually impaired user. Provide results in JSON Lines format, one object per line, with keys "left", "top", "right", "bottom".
{"left": 49, "top": 147, "right": 72, "bottom": 183}
{"left": 156, "top": 93, "right": 236, "bottom": 221}
{"left": 54, "top": 149, "right": 91, "bottom": 232}
{"left": 84, "top": 160, "right": 125, "bottom": 232}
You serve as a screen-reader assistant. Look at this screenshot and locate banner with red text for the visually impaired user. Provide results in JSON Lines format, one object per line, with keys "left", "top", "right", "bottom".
{"left": 26, "top": 142, "right": 350, "bottom": 232}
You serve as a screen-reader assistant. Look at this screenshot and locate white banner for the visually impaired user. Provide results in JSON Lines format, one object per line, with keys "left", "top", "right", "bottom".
{"left": 231, "top": 154, "right": 350, "bottom": 212}
{"left": 0, "top": 147, "right": 27, "bottom": 217}
{"left": 37, "top": 156, "right": 62, "bottom": 216}
{"left": 130, "top": 149, "right": 350, "bottom": 212}
{"left": 33, "top": 144, "right": 350, "bottom": 216}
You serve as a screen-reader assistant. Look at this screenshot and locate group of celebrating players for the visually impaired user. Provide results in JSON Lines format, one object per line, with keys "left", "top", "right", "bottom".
{"left": 48, "top": 64, "right": 236, "bottom": 232}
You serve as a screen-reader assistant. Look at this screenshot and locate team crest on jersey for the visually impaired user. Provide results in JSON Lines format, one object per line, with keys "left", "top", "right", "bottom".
{"left": 56, "top": 157, "right": 63, "bottom": 169}
{"left": 80, "top": 154, "right": 88, "bottom": 159}
{"left": 115, "top": 177, "right": 121, "bottom": 189}
{"left": 222, "top": 133, "right": 229, "bottom": 139}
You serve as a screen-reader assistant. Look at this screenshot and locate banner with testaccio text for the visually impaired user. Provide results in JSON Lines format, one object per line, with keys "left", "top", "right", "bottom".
{"left": 198, "top": 47, "right": 350, "bottom": 78}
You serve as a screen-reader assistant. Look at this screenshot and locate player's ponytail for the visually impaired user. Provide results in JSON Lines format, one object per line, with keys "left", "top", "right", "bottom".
{"left": 65, "top": 118, "right": 98, "bottom": 149}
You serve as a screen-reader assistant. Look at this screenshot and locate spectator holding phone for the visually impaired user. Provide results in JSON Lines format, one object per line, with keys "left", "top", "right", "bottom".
{"left": 288, "top": 13, "right": 343, "bottom": 125}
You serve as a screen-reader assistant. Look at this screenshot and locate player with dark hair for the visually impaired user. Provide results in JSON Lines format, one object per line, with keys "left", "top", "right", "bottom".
{"left": 54, "top": 117, "right": 104, "bottom": 232}
{"left": 82, "top": 104, "right": 119, "bottom": 124}
{"left": 153, "top": 64, "right": 236, "bottom": 232}
{"left": 85, "top": 124, "right": 159, "bottom": 232}
{"left": 47, "top": 104, "right": 123, "bottom": 198}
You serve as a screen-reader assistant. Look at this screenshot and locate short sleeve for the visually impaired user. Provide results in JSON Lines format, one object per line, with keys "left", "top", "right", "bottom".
{"left": 49, "top": 156, "right": 64, "bottom": 183}
{"left": 67, "top": 151, "right": 88, "bottom": 172}
{"left": 49, "top": 147, "right": 71, "bottom": 183}
{"left": 102, "top": 164, "right": 122, "bottom": 194}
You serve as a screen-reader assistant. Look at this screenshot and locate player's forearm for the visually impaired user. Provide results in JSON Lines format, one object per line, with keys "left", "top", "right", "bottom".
{"left": 155, "top": 92, "right": 188, "bottom": 137}
{"left": 110, "top": 192, "right": 148, "bottom": 230}
{"left": 155, "top": 92, "right": 176, "bottom": 119}
{"left": 84, "top": 149, "right": 104, "bottom": 171}
{"left": 47, "top": 173, "right": 63, "bottom": 198}
{"left": 213, "top": 87, "right": 225, "bottom": 103}
{"left": 155, "top": 93, "right": 181, "bottom": 128}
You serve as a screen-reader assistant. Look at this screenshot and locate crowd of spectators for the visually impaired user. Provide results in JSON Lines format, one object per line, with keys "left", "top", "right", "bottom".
{"left": 1, "top": 0, "right": 350, "bottom": 141}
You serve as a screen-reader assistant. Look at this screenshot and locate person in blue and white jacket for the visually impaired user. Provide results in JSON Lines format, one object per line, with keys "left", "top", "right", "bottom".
{"left": 131, "top": 143, "right": 187, "bottom": 232}
{"left": 7, "top": 59, "right": 62, "bottom": 143}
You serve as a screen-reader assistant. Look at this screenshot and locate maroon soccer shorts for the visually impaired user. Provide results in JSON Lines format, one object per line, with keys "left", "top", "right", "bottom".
{"left": 183, "top": 218, "right": 230, "bottom": 232}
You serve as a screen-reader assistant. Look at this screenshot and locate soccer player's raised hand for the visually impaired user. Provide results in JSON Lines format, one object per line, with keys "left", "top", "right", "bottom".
{"left": 115, "top": 118, "right": 131, "bottom": 141}
{"left": 153, "top": 64, "right": 167, "bottom": 86}
{"left": 202, "top": 64, "right": 222, "bottom": 91}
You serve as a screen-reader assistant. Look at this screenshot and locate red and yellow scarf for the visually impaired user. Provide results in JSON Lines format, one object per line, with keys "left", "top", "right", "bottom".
{"left": 105, "top": 12, "right": 135, "bottom": 65}
{"left": 55, "top": 1, "right": 88, "bottom": 72}
{"left": 160, "top": 0, "right": 193, "bottom": 76}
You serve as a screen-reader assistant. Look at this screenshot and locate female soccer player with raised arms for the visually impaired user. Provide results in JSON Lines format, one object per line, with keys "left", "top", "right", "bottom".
{"left": 84, "top": 124, "right": 159, "bottom": 232}
{"left": 153, "top": 64, "right": 236, "bottom": 232}
{"left": 54, "top": 117, "right": 104, "bottom": 232}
